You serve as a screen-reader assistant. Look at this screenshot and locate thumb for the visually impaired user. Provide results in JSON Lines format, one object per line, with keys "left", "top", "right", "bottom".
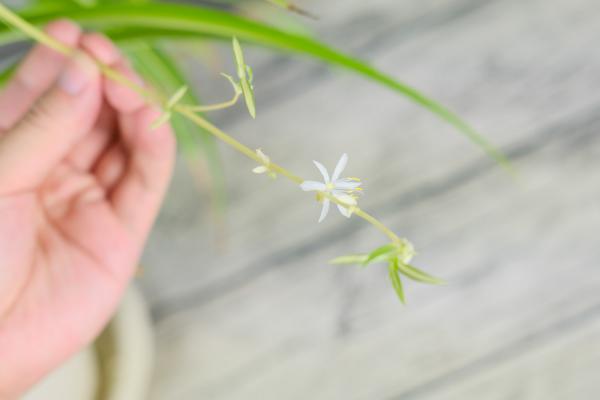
{"left": 0, "top": 51, "right": 101, "bottom": 195}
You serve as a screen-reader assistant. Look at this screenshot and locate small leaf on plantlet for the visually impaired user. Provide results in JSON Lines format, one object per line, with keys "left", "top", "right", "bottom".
{"left": 329, "top": 254, "right": 368, "bottom": 265}
{"left": 389, "top": 260, "right": 406, "bottom": 304}
{"left": 398, "top": 263, "right": 446, "bottom": 285}
{"left": 363, "top": 243, "right": 398, "bottom": 266}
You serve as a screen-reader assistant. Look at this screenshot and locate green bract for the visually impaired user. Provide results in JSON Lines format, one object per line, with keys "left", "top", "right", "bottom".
{"left": 389, "top": 259, "right": 406, "bottom": 304}
{"left": 232, "top": 37, "right": 256, "bottom": 119}
{"left": 363, "top": 243, "right": 399, "bottom": 266}
{"left": 151, "top": 85, "right": 188, "bottom": 130}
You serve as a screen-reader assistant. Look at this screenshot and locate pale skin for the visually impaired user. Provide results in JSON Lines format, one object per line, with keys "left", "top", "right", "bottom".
{"left": 0, "top": 20, "right": 175, "bottom": 398}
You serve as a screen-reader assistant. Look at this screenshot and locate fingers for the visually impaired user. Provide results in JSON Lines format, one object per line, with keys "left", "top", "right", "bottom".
{"left": 62, "top": 33, "right": 123, "bottom": 173}
{"left": 64, "top": 97, "right": 116, "bottom": 171}
{"left": 110, "top": 103, "right": 176, "bottom": 239}
{"left": 0, "top": 20, "right": 81, "bottom": 132}
{"left": 80, "top": 33, "right": 145, "bottom": 113}
{"left": 0, "top": 51, "right": 102, "bottom": 195}
{"left": 94, "top": 142, "right": 127, "bottom": 191}
{"left": 82, "top": 33, "right": 175, "bottom": 238}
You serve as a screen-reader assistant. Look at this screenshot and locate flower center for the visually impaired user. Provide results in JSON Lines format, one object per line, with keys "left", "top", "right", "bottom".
{"left": 325, "top": 182, "right": 335, "bottom": 191}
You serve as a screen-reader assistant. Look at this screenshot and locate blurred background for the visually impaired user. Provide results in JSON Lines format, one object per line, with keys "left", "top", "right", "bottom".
{"left": 5, "top": 0, "right": 600, "bottom": 399}
{"left": 140, "top": 0, "right": 600, "bottom": 399}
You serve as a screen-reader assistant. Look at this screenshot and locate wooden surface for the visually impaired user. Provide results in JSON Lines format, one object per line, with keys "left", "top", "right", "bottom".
{"left": 138, "top": 0, "right": 600, "bottom": 398}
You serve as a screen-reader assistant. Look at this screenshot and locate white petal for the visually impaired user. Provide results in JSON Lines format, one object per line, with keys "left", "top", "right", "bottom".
{"left": 334, "top": 193, "right": 357, "bottom": 206}
{"left": 337, "top": 203, "right": 353, "bottom": 218}
{"left": 312, "top": 160, "right": 330, "bottom": 183}
{"left": 300, "top": 181, "right": 326, "bottom": 191}
{"left": 334, "top": 180, "right": 361, "bottom": 190}
{"left": 253, "top": 166, "right": 267, "bottom": 174}
{"left": 331, "top": 153, "right": 348, "bottom": 181}
{"left": 318, "top": 199, "right": 330, "bottom": 223}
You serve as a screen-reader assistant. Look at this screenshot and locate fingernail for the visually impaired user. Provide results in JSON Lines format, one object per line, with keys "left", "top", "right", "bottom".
{"left": 58, "top": 51, "right": 97, "bottom": 95}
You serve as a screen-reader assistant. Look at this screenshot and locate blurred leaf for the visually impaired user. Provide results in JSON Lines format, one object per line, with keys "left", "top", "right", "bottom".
{"left": 0, "top": 62, "right": 16, "bottom": 87}
{"left": 0, "top": 2, "right": 508, "bottom": 166}
{"left": 125, "top": 42, "right": 227, "bottom": 217}
{"left": 363, "top": 243, "right": 398, "bottom": 266}
{"left": 388, "top": 260, "right": 406, "bottom": 304}
{"left": 265, "top": 0, "right": 318, "bottom": 20}
{"left": 73, "top": 0, "right": 97, "bottom": 7}
{"left": 398, "top": 263, "right": 446, "bottom": 285}
{"left": 166, "top": 85, "right": 188, "bottom": 108}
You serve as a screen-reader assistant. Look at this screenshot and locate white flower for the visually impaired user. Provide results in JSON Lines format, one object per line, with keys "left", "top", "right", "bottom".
{"left": 300, "top": 153, "right": 362, "bottom": 222}
{"left": 252, "top": 149, "right": 276, "bottom": 179}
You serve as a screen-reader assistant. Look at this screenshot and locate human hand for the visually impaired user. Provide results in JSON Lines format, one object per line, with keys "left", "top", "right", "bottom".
{"left": 0, "top": 20, "right": 175, "bottom": 398}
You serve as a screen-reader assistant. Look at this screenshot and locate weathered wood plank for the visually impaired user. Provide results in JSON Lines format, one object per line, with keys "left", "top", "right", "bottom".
{"left": 395, "top": 313, "right": 600, "bottom": 400}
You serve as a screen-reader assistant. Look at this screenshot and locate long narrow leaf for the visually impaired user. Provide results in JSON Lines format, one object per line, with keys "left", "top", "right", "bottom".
{"left": 329, "top": 254, "right": 368, "bottom": 265}
{"left": 0, "top": 61, "right": 16, "bottom": 87}
{"left": 398, "top": 263, "right": 445, "bottom": 285}
{"left": 123, "top": 42, "right": 228, "bottom": 218}
{"left": 363, "top": 243, "right": 398, "bottom": 266}
{"left": 388, "top": 260, "right": 406, "bottom": 304}
{"left": 0, "top": 2, "right": 509, "bottom": 167}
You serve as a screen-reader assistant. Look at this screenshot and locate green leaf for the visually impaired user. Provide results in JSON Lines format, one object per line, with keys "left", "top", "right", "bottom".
{"left": 124, "top": 43, "right": 198, "bottom": 152}
{"left": 363, "top": 243, "right": 398, "bottom": 266}
{"left": 166, "top": 85, "right": 188, "bottom": 108}
{"left": 245, "top": 65, "right": 254, "bottom": 85}
{"left": 150, "top": 110, "right": 172, "bottom": 130}
{"left": 232, "top": 36, "right": 246, "bottom": 79}
{"left": 123, "top": 42, "right": 227, "bottom": 218}
{"left": 240, "top": 77, "right": 256, "bottom": 119}
{"left": 266, "top": 0, "right": 288, "bottom": 7}
{"left": 329, "top": 254, "right": 368, "bottom": 265}
{"left": 73, "top": 0, "right": 98, "bottom": 7}
{"left": 388, "top": 260, "right": 406, "bottom": 304}
{"left": 0, "top": 2, "right": 509, "bottom": 167}
{"left": 0, "top": 62, "right": 16, "bottom": 87}
{"left": 398, "top": 263, "right": 446, "bottom": 285}
{"left": 231, "top": 37, "right": 256, "bottom": 118}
